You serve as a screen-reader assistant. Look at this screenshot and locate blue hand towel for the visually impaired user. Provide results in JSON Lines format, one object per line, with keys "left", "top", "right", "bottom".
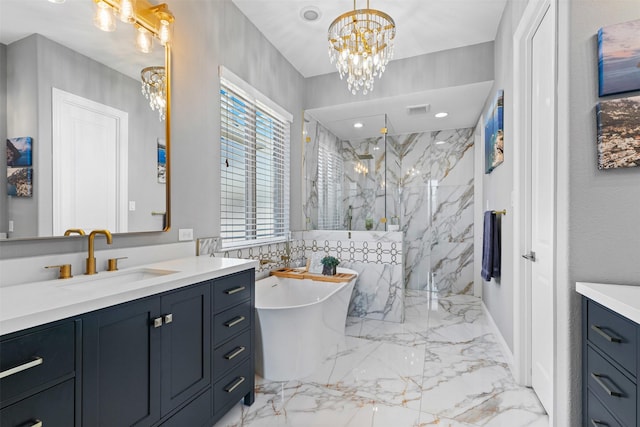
{"left": 492, "top": 213, "right": 501, "bottom": 279}
{"left": 481, "top": 211, "right": 494, "bottom": 281}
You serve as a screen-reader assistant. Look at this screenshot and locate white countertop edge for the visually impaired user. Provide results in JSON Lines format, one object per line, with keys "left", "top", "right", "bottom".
{"left": 0, "top": 257, "right": 258, "bottom": 336}
{"left": 576, "top": 281, "right": 640, "bottom": 325}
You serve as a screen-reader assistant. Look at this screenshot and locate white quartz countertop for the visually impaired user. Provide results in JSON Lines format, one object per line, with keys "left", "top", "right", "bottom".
{"left": 0, "top": 256, "right": 258, "bottom": 336}
{"left": 576, "top": 281, "right": 640, "bottom": 325}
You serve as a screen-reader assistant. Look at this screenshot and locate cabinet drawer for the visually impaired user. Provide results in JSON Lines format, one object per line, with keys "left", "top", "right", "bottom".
{"left": 0, "top": 379, "right": 74, "bottom": 427}
{"left": 214, "top": 329, "right": 252, "bottom": 379}
{"left": 587, "top": 390, "right": 623, "bottom": 427}
{"left": 213, "top": 300, "right": 252, "bottom": 346}
{"left": 587, "top": 346, "right": 636, "bottom": 427}
{"left": 0, "top": 322, "right": 75, "bottom": 403}
{"left": 587, "top": 300, "right": 637, "bottom": 376}
{"left": 213, "top": 270, "right": 253, "bottom": 313}
{"left": 213, "top": 359, "right": 252, "bottom": 414}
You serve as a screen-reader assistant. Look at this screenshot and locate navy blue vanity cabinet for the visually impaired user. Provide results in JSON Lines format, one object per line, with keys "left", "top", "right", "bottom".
{"left": 82, "top": 281, "right": 211, "bottom": 427}
{"left": 0, "top": 320, "right": 80, "bottom": 427}
{"left": 211, "top": 269, "right": 256, "bottom": 425}
{"left": 583, "top": 298, "right": 639, "bottom": 427}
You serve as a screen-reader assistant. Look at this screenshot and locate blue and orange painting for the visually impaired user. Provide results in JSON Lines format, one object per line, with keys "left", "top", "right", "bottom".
{"left": 598, "top": 19, "right": 640, "bottom": 96}
{"left": 484, "top": 90, "right": 504, "bottom": 174}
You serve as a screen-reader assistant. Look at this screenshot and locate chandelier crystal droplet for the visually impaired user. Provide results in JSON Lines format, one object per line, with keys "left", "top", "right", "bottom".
{"left": 141, "top": 66, "right": 166, "bottom": 121}
{"left": 327, "top": 0, "right": 395, "bottom": 95}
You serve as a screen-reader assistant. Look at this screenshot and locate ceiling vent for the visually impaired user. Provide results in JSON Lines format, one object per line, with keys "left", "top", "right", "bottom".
{"left": 406, "top": 104, "right": 430, "bottom": 115}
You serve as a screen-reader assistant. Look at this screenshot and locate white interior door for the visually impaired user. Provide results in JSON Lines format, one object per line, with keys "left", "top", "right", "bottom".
{"left": 52, "top": 88, "right": 128, "bottom": 235}
{"left": 528, "top": 3, "right": 556, "bottom": 416}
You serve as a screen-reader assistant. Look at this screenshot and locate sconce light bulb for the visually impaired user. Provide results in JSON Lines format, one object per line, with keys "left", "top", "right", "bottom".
{"left": 119, "top": 0, "right": 136, "bottom": 23}
{"left": 94, "top": 1, "right": 116, "bottom": 32}
{"left": 158, "top": 18, "right": 173, "bottom": 46}
{"left": 135, "top": 26, "right": 153, "bottom": 53}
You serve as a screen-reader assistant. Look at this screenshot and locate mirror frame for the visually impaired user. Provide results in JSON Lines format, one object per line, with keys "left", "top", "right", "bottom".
{"left": 1, "top": 22, "right": 172, "bottom": 242}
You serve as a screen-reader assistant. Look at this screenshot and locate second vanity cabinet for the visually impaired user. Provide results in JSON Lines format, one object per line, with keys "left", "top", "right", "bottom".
{"left": 583, "top": 297, "right": 639, "bottom": 427}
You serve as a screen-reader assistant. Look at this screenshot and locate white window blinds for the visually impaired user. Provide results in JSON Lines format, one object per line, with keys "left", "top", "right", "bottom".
{"left": 220, "top": 77, "right": 290, "bottom": 248}
{"left": 317, "top": 139, "right": 343, "bottom": 230}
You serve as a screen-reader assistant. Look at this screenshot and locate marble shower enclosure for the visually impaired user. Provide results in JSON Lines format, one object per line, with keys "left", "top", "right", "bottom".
{"left": 303, "top": 119, "right": 475, "bottom": 296}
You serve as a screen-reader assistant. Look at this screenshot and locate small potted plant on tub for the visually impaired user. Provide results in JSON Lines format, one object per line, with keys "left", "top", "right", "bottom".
{"left": 320, "top": 256, "right": 340, "bottom": 276}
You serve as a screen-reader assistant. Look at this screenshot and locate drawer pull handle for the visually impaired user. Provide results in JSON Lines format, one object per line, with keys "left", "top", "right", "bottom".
{"left": 225, "top": 316, "right": 245, "bottom": 328}
{"left": 224, "top": 376, "right": 246, "bottom": 393}
{"left": 591, "top": 373, "right": 623, "bottom": 397}
{"left": 591, "top": 325, "right": 622, "bottom": 343}
{"left": 0, "top": 357, "right": 43, "bottom": 379}
{"left": 31, "top": 421, "right": 43, "bottom": 427}
{"left": 591, "top": 419, "right": 608, "bottom": 427}
{"left": 224, "top": 346, "right": 246, "bottom": 360}
{"left": 225, "top": 286, "right": 246, "bottom": 295}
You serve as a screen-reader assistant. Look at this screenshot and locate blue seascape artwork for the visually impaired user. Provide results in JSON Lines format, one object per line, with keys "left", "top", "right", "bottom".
{"left": 598, "top": 19, "right": 640, "bottom": 96}
{"left": 484, "top": 90, "right": 504, "bottom": 174}
{"left": 6, "top": 137, "right": 33, "bottom": 166}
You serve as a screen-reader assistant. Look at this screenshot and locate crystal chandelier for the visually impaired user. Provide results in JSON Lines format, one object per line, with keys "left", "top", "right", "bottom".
{"left": 328, "top": 0, "right": 396, "bottom": 95}
{"left": 141, "top": 66, "right": 167, "bottom": 121}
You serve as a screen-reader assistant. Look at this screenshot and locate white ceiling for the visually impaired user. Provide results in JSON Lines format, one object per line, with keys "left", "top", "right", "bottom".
{"left": 232, "top": 0, "right": 508, "bottom": 139}
{"left": 231, "top": 0, "right": 508, "bottom": 78}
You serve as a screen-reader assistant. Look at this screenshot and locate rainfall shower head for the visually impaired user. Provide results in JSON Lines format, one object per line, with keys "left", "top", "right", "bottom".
{"left": 357, "top": 154, "right": 374, "bottom": 160}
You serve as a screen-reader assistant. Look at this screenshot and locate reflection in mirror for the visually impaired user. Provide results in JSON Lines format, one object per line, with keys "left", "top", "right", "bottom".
{"left": 303, "top": 111, "right": 399, "bottom": 231}
{"left": 0, "top": 0, "right": 171, "bottom": 240}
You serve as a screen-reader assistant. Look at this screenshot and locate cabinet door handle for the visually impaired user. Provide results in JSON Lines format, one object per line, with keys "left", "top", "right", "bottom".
{"left": 591, "top": 325, "right": 622, "bottom": 343}
{"left": 591, "top": 373, "right": 623, "bottom": 397}
{"left": 224, "top": 316, "right": 245, "bottom": 328}
{"left": 0, "top": 356, "right": 43, "bottom": 379}
{"left": 224, "top": 346, "right": 246, "bottom": 360}
{"left": 30, "top": 420, "right": 43, "bottom": 427}
{"left": 591, "top": 419, "right": 608, "bottom": 427}
{"left": 153, "top": 317, "right": 163, "bottom": 328}
{"left": 164, "top": 314, "right": 173, "bottom": 324}
{"left": 225, "top": 286, "right": 246, "bottom": 295}
{"left": 224, "top": 376, "right": 245, "bottom": 393}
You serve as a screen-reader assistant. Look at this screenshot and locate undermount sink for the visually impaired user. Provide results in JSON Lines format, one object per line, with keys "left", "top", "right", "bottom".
{"left": 56, "top": 268, "right": 178, "bottom": 290}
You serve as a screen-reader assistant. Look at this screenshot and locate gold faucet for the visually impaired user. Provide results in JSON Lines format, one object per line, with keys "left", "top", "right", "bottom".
{"left": 64, "top": 228, "right": 86, "bottom": 236}
{"left": 86, "top": 230, "right": 113, "bottom": 275}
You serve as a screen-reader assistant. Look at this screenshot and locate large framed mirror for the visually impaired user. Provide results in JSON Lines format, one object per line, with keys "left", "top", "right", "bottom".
{"left": 0, "top": 0, "right": 172, "bottom": 240}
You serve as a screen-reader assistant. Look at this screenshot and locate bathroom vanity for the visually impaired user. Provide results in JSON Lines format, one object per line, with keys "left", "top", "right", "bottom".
{"left": 577, "top": 282, "right": 640, "bottom": 427}
{"left": 0, "top": 257, "right": 257, "bottom": 427}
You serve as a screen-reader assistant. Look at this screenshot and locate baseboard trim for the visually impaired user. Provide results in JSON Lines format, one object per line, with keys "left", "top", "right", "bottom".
{"left": 481, "top": 301, "right": 515, "bottom": 375}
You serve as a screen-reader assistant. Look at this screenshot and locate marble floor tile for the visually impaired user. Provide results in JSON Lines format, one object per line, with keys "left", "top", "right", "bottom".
{"left": 214, "top": 291, "right": 549, "bottom": 427}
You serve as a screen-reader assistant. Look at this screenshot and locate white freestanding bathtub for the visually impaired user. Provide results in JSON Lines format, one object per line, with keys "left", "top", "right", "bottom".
{"left": 255, "top": 268, "right": 357, "bottom": 381}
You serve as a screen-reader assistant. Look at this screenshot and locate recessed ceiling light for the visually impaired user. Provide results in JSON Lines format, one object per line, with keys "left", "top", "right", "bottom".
{"left": 300, "top": 6, "right": 321, "bottom": 22}
{"left": 353, "top": 122, "right": 364, "bottom": 129}
{"left": 435, "top": 140, "right": 446, "bottom": 145}
{"left": 435, "top": 112, "right": 448, "bottom": 118}
{"left": 48, "top": 0, "right": 66, "bottom": 3}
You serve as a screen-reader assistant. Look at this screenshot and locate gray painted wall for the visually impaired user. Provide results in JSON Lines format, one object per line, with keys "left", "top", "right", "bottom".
{"left": 5, "top": 35, "right": 164, "bottom": 238}
{"left": 305, "top": 42, "right": 494, "bottom": 110}
{"left": 480, "top": 0, "right": 529, "bottom": 352}
{"left": 0, "top": 44, "right": 7, "bottom": 235}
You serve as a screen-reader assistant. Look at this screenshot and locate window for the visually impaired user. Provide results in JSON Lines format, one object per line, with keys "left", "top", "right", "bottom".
{"left": 220, "top": 73, "right": 290, "bottom": 248}
{"left": 317, "top": 138, "right": 344, "bottom": 230}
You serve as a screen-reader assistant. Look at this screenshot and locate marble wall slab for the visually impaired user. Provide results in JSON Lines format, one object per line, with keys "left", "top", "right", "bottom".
{"left": 303, "top": 123, "right": 476, "bottom": 297}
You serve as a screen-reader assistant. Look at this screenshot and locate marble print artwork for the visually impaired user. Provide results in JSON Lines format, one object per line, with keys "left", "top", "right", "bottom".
{"left": 214, "top": 292, "right": 548, "bottom": 427}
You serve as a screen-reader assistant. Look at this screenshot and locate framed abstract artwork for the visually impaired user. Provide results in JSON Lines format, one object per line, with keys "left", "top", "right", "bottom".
{"left": 484, "top": 90, "right": 504, "bottom": 174}
{"left": 596, "top": 95, "right": 640, "bottom": 169}
{"left": 598, "top": 19, "right": 640, "bottom": 96}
